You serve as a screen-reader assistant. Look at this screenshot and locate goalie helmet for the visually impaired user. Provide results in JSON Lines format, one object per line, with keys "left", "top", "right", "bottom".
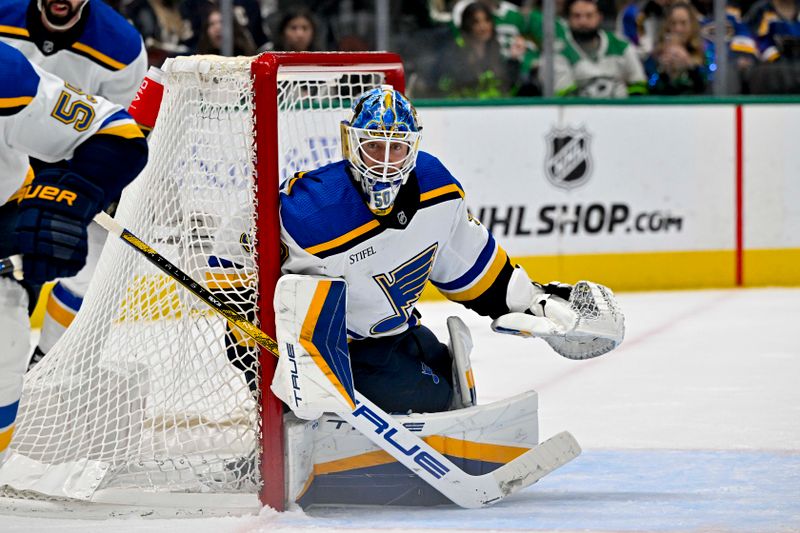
{"left": 37, "top": 0, "right": 89, "bottom": 31}
{"left": 341, "top": 85, "right": 422, "bottom": 214}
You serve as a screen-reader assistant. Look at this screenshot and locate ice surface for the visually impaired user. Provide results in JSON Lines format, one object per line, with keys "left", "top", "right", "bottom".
{"left": 4, "top": 288, "right": 799, "bottom": 532}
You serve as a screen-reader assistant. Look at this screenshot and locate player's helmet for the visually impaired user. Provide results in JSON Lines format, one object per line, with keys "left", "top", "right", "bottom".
{"left": 341, "top": 85, "right": 422, "bottom": 214}
{"left": 37, "top": 0, "right": 89, "bottom": 31}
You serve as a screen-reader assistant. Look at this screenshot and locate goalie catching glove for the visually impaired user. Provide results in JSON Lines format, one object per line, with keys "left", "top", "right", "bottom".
{"left": 493, "top": 268, "right": 625, "bottom": 359}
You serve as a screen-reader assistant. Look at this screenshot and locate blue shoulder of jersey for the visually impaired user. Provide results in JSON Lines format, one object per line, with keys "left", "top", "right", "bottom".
{"left": 0, "top": 42, "right": 39, "bottom": 116}
{"left": 0, "top": 0, "right": 28, "bottom": 37}
{"left": 416, "top": 151, "right": 465, "bottom": 208}
{"left": 76, "top": 0, "right": 143, "bottom": 71}
{"left": 280, "top": 160, "right": 380, "bottom": 257}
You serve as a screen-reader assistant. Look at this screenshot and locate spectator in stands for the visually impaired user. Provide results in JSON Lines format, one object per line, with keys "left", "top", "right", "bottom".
{"left": 617, "top": 0, "right": 674, "bottom": 59}
{"left": 691, "top": 0, "right": 758, "bottom": 92}
{"left": 436, "top": 2, "right": 534, "bottom": 98}
{"left": 646, "top": 1, "right": 710, "bottom": 94}
{"left": 271, "top": 7, "right": 318, "bottom": 52}
{"left": 180, "top": 0, "right": 268, "bottom": 53}
{"left": 745, "top": 0, "right": 800, "bottom": 61}
{"left": 742, "top": 0, "right": 800, "bottom": 92}
{"left": 552, "top": 0, "right": 647, "bottom": 97}
{"left": 196, "top": 6, "right": 257, "bottom": 56}
{"left": 450, "top": 0, "right": 529, "bottom": 59}
{"left": 122, "top": 0, "right": 192, "bottom": 66}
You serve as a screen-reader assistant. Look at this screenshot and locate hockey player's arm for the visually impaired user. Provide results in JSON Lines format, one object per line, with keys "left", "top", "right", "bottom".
{"left": 431, "top": 198, "right": 624, "bottom": 359}
{"left": 5, "top": 53, "right": 148, "bottom": 282}
{"left": 6, "top": 54, "right": 148, "bottom": 206}
{"left": 622, "top": 44, "right": 648, "bottom": 96}
{"left": 430, "top": 199, "right": 521, "bottom": 319}
{"left": 98, "top": 39, "right": 149, "bottom": 107}
{"left": 69, "top": 122, "right": 148, "bottom": 208}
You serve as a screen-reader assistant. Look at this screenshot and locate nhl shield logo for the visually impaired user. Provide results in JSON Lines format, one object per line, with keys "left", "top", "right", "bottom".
{"left": 544, "top": 126, "right": 593, "bottom": 189}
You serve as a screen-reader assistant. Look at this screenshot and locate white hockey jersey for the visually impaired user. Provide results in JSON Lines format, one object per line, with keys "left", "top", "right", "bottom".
{"left": 0, "top": 42, "right": 142, "bottom": 204}
{"left": 280, "top": 152, "right": 512, "bottom": 340}
{"left": 553, "top": 30, "right": 647, "bottom": 98}
{"left": 0, "top": 0, "right": 147, "bottom": 107}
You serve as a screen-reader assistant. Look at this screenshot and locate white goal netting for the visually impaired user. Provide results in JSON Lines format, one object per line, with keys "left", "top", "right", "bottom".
{"left": 0, "top": 54, "right": 389, "bottom": 514}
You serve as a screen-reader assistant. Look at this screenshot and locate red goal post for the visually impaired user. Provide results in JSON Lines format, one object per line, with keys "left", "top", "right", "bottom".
{"left": 0, "top": 52, "right": 404, "bottom": 517}
{"left": 251, "top": 52, "right": 405, "bottom": 510}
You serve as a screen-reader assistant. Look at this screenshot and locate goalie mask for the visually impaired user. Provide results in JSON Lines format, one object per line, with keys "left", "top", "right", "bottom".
{"left": 341, "top": 85, "right": 422, "bottom": 214}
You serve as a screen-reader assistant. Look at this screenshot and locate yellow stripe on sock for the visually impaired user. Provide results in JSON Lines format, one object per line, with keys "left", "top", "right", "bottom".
{"left": 0, "top": 425, "right": 15, "bottom": 453}
{"left": 46, "top": 294, "right": 76, "bottom": 328}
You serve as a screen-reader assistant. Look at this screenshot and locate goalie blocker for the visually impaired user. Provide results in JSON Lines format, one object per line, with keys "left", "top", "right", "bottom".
{"left": 272, "top": 274, "right": 576, "bottom": 507}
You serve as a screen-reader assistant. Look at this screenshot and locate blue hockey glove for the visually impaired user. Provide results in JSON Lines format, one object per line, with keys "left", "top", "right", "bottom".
{"left": 14, "top": 169, "right": 104, "bottom": 284}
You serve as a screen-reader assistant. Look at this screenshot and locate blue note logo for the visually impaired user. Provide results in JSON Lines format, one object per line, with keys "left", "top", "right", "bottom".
{"left": 421, "top": 362, "right": 440, "bottom": 384}
{"left": 371, "top": 243, "right": 438, "bottom": 335}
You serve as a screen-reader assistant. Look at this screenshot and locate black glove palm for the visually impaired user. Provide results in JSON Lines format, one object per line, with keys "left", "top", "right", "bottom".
{"left": 15, "top": 169, "right": 104, "bottom": 284}
{"left": 538, "top": 281, "right": 573, "bottom": 301}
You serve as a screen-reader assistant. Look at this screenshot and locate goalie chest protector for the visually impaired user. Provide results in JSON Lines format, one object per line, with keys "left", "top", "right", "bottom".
{"left": 280, "top": 151, "right": 477, "bottom": 340}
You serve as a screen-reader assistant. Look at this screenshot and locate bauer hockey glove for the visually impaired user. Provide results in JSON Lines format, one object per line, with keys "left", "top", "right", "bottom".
{"left": 14, "top": 169, "right": 104, "bottom": 284}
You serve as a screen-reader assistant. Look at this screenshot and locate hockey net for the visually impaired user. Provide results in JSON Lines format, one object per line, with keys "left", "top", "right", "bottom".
{"left": 0, "top": 53, "right": 404, "bottom": 516}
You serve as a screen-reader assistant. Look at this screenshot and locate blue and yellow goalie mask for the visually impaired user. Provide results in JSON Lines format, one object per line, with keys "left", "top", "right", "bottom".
{"left": 341, "top": 85, "right": 422, "bottom": 214}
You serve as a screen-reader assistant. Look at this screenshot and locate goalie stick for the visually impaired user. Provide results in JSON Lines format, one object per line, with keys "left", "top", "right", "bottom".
{"left": 3, "top": 211, "right": 582, "bottom": 508}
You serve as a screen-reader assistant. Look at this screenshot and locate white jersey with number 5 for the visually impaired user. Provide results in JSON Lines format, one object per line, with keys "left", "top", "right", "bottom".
{"left": 0, "top": 42, "right": 141, "bottom": 204}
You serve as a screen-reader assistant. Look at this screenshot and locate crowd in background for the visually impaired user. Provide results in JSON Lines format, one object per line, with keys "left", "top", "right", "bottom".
{"left": 107, "top": 0, "right": 800, "bottom": 98}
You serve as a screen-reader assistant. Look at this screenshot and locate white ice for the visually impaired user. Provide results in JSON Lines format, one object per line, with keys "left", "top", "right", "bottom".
{"left": 4, "top": 288, "right": 800, "bottom": 532}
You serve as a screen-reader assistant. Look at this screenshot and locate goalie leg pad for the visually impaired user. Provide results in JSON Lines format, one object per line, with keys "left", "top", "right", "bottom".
{"left": 273, "top": 275, "right": 356, "bottom": 420}
{"left": 284, "top": 390, "right": 539, "bottom": 507}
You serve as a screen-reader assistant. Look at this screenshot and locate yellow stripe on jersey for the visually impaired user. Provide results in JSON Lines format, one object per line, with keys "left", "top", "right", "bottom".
{"left": 97, "top": 123, "right": 145, "bottom": 139}
{"left": 420, "top": 183, "right": 464, "bottom": 203}
{"left": 285, "top": 171, "right": 307, "bottom": 195}
{"left": 0, "top": 96, "right": 33, "bottom": 109}
{"left": 305, "top": 219, "right": 381, "bottom": 256}
{"left": 0, "top": 25, "right": 30, "bottom": 37}
{"left": 444, "top": 246, "right": 509, "bottom": 302}
{"left": 731, "top": 42, "right": 756, "bottom": 54}
{"left": 71, "top": 42, "right": 127, "bottom": 71}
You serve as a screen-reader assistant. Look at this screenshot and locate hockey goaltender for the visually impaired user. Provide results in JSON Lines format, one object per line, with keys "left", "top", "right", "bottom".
{"left": 270, "top": 85, "right": 625, "bottom": 507}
